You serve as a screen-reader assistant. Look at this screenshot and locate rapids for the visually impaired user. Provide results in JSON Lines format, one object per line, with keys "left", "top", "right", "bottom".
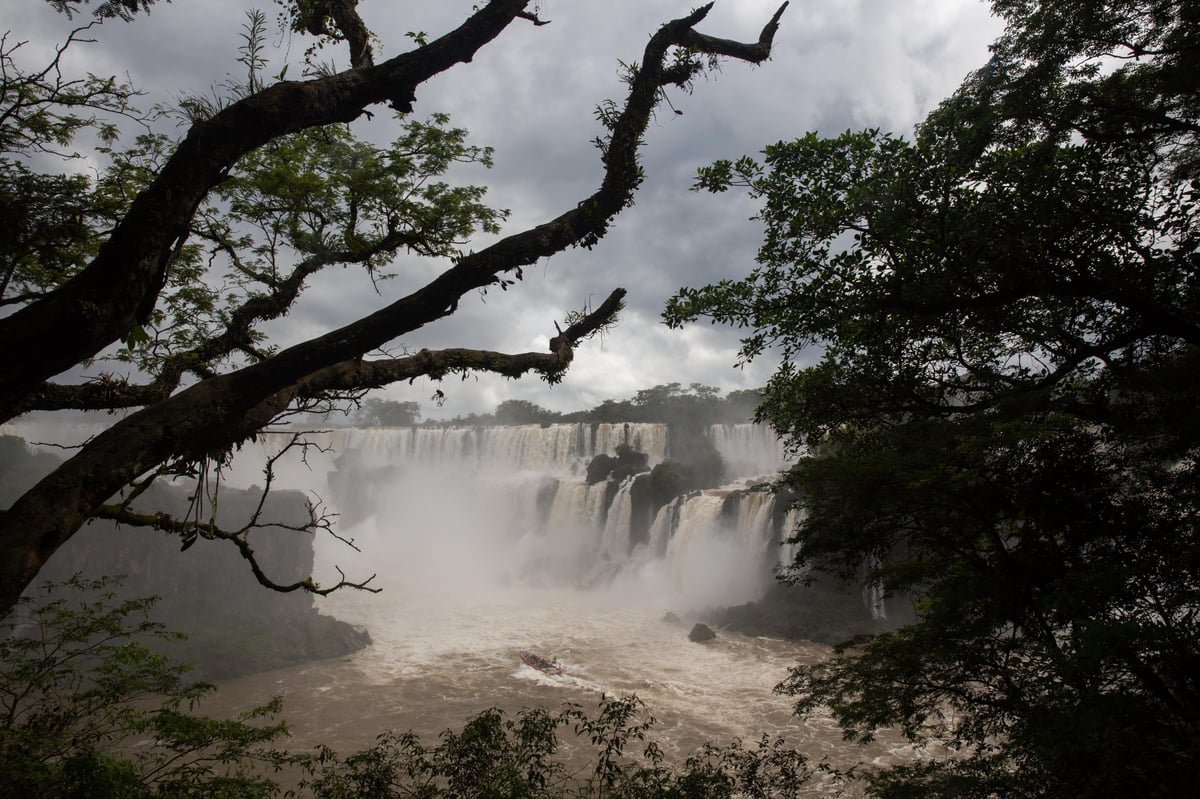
{"left": 205, "top": 584, "right": 847, "bottom": 768}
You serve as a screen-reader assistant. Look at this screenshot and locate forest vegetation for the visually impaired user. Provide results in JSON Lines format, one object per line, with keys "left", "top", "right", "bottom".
{"left": 668, "top": 0, "right": 1200, "bottom": 795}
{"left": 350, "top": 383, "right": 765, "bottom": 429}
{"left": 3, "top": 0, "right": 1198, "bottom": 796}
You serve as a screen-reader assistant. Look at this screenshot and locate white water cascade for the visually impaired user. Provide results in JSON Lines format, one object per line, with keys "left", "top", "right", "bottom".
{"left": 0, "top": 418, "right": 795, "bottom": 610}
{"left": 245, "top": 421, "right": 793, "bottom": 612}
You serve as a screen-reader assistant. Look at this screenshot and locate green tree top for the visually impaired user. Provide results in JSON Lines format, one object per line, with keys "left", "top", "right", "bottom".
{"left": 358, "top": 398, "right": 421, "bottom": 427}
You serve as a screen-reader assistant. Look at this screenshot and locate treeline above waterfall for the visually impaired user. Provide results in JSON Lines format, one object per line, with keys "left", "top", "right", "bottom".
{"left": 351, "top": 383, "right": 766, "bottom": 430}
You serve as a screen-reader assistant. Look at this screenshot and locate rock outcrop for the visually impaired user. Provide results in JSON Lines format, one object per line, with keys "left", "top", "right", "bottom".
{"left": 2, "top": 435, "right": 370, "bottom": 680}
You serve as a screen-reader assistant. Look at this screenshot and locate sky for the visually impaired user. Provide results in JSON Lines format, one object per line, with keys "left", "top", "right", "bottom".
{"left": 21, "top": 0, "right": 1003, "bottom": 421}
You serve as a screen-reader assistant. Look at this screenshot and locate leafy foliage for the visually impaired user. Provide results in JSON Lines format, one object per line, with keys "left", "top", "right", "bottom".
{"left": 46, "top": 1, "right": 161, "bottom": 22}
{"left": 493, "top": 399, "right": 558, "bottom": 426}
{"left": 668, "top": 0, "right": 1200, "bottom": 795}
{"left": 0, "top": 576, "right": 292, "bottom": 798}
{"left": 2, "top": 14, "right": 506, "bottom": 395}
{"left": 357, "top": 399, "right": 422, "bottom": 427}
{"left": 98, "top": 111, "right": 503, "bottom": 384}
{"left": 0, "top": 25, "right": 142, "bottom": 156}
{"left": 304, "top": 695, "right": 813, "bottom": 799}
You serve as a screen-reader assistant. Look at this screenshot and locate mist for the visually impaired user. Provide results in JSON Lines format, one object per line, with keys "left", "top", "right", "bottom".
{"left": 233, "top": 421, "right": 792, "bottom": 613}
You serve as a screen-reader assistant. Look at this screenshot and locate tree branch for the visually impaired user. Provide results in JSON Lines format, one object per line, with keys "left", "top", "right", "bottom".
{"left": 0, "top": 0, "right": 534, "bottom": 416}
{"left": 679, "top": 1, "right": 788, "bottom": 63}
{"left": 0, "top": 4, "right": 785, "bottom": 614}
{"left": 224, "top": 288, "right": 627, "bottom": 440}
{"left": 9, "top": 231, "right": 438, "bottom": 415}
{"left": 91, "top": 505, "right": 380, "bottom": 597}
{"left": 326, "top": 0, "right": 374, "bottom": 69}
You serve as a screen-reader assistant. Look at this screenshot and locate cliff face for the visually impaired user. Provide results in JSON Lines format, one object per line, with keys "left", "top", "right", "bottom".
{"left": 1, "top": 435, "right": 370, "bottom": 681}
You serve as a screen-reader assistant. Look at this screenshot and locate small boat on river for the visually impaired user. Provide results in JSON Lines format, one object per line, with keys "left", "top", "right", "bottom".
{"left": 519, "top": 650, "right": 564, "bottom": 675}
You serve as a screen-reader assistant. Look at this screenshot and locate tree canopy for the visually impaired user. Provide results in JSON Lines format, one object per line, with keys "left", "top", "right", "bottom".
{"left": 357, "top": 399, "right": 422, "bottom": 428}
{"left": 668, "top": 0, "right": 1200, "bottom": 795}
{"left": 0, "top": 1, "right": 788, "bottom": 615}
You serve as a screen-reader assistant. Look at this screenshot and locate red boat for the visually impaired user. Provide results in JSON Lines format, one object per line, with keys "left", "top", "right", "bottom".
{"left": 519, "top": 650, "right": 563, "bottom": 675}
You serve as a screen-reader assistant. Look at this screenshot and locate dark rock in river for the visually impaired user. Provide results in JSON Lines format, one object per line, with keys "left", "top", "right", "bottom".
{"left": 662, "top": 611, "right": 681, "bottom": 625}
{"left": 688, "top": 622, "right": 716, "bottom": 642}
{"left": 704, "top": 581, "right": 906, "bottom": 645}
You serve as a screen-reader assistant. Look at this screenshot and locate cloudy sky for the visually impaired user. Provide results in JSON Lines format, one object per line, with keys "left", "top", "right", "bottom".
{"left": 23, "top": 0, "right": 1002, "bottom": 421}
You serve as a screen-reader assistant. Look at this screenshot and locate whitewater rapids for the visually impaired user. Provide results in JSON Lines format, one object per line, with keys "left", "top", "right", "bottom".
{"left": 202, "top": 580, "right": 878, "bottom": 778}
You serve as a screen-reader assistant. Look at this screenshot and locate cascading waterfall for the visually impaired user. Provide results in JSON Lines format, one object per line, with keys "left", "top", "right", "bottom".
{"left": 708, "top": 423, "right": 791, "bottom": 476}
{"left": 647, "top": 501, "right": 679, "bottom": 559}
{"left": 320, "top": 423, "right": 669, "bottom": 475}
{"left": 664, "top": 493, "right": 727, "bottom": 597}
{"left": 863, "top": 555, "right": 888, "bottom": 621}
{"left": 3, "top": 417, "right": 907, "bottom": 781}
{"left": 598, "top": 478, "right": 635, "bottom": 563}
{"left": 289, "top": 422, "right": 794, "bottom": 610}
{"left": 1, "top": 418, "right": 795, "bottom": 611}
{"left": 778, "top": 507, "right": 805, "bottom": 575}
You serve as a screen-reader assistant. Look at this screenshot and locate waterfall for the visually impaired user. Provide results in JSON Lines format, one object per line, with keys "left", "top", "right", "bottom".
{"left": 665, "top": 493, "right": 727, "bottom": 592}
{"left": 320, "top": 422, "right": 668, "bottom": 476}
{"left": 598, "top": 478, "right": 635, "bottom": 561}
{"left": 862, "top": 554, "right": 888, "bottom": 621}
{"left": 734, "top": 490, "right": 777, "bottom": 551}
{"left": 647, "top": 501, "right": 679, "bottom": 559}
{"left": 545, "top": 480, "right": 609, "bottom": 534}
{"left": 314, "top": 422, "right": 793, "bottom": 607}
{"left": 3, "top": 419, "right": 794, "bottom": 611}
{"left": 708, "top": 423, "right": 792, "bottom": 478}
{"left": 778, "top": 507, "right": 805, "bottom": 575}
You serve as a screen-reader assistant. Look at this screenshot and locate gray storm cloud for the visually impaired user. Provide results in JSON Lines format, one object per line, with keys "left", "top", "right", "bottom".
{"left": 26, "top": 0, "right": 1001, "bottom": 419}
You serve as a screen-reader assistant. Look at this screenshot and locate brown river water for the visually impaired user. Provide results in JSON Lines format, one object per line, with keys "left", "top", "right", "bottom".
{"left": 202, "top": 582, "right": 916, "bottom": 795}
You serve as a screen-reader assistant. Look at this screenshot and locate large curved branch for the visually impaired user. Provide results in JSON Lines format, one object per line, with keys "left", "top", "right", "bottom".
{"left": 230, "top": 288, "right": 627, "bottom": 439}
{"left": 325, "top": 0, "right": 374, "bottom": 69}
{"left": 8, "top": 232, "right": 429, "bottom": 416}
{"left": 679, "top": 1, "right": 787, "bottom": 62}
{"left": 0, "top": 0, "right": 534, "bottom": 417}
{"left": 21, "top": 286, "right": 628, "bottom": 419}
{"left": 0, "top": 4, "right": 786, "bottom": 613}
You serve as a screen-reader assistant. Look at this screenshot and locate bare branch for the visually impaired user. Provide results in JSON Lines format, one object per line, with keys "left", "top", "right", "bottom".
{"left": 516, "top": 10, "right": 551, "bottom": 26}
{"left": 238, "top": 288, "right": 627, "bottom": 433}
{"left": 678, "top": 2, "right": 788, "bottom": 64}
{"left": 302, "top": 0, "right": 375, "bottom": 69}
{"left": 94, "top": 503, "right": 380, "bottom": 596}
{"left": 93, "top": 433, "right": 381, "bottom": 599}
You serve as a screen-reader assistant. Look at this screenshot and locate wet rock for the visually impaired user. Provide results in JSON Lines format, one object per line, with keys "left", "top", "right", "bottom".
{"left": 688, "top": 622, "right": 716, "bottom": 642}
{"left": 585, "top": 452, "right": 618, "bottom": 484}
{"left": 662, "top": 611, "right": 681, "bottom": 625}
